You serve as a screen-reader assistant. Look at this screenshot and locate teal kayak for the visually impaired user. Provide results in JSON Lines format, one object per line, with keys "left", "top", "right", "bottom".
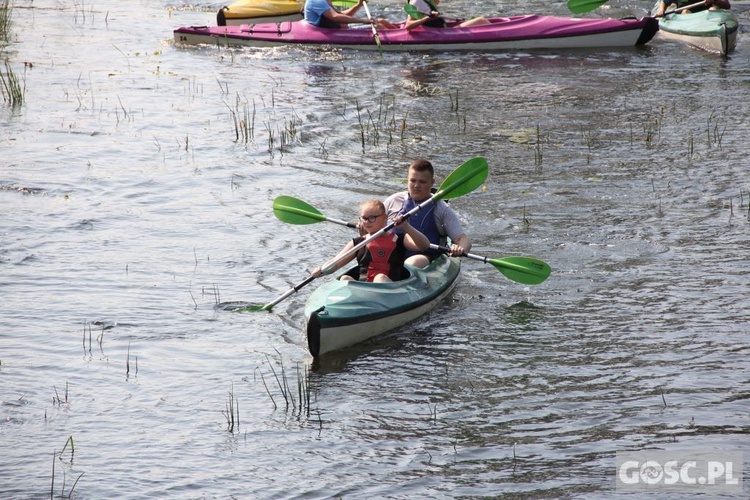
{"left": 304, "top": 254, "right": 460, "bottom": 357}
{"left": 652, "top": 2, "right": 738, "bottom": 55}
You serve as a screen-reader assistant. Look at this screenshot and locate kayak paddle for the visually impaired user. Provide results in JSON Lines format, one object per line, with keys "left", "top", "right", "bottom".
{"left": 403, "top": 3, "right": 426, "bottom": 19}
{"left": 567, "top": 0, "right": 704, "bottom": 15}
{"left": 271, "top": 196, "right": 552, "bottom": 285}
{"left": 246, "top": 157, "right": 488, "bottom": 312}
{"left": 273, "top": 195, "right": 358, "bottom": 228}
{"left": 429, "top": 244, "right": 550, "bottom": 285}
{"left": 566, "top": 0, "right": 609, "bottom": 14}
{"left": 362, "top": 0, "right": 382, "bottom": 55}
{"left": 655, "top": 1, "right": 707, "bottom": 17}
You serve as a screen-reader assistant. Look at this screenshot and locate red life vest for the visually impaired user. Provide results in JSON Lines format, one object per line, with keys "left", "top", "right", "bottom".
{"left": 355, "top": 233, "right": 406, "bottom": 282}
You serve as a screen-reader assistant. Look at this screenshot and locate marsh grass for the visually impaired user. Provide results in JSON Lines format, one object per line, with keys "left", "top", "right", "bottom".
{"left": 259, "top": 352, "right": 314, "bottom": 417}
{"left": 706, "top": 111, "right": 725, "bottom": 148}
{"left": 225, "top": 93, "right": 256, "bottom": 144}
{"left": 534, "top": 124, "right": 545, "bottom": 167}
{"left": 51, "top": 436, "right": 84, "bottom": 499}
{"left": 449, "top": 89, "right": 459, "bottom": 112}
{"left": 222, "top": 383, "right": 240, "bottom": 432}
{"left": 427, "top": 401, "right": 437, "bottom": 422}
{"left": 53, "top": 382, "right": 69, "bottom": 406}
{"left": 82, "top": 321, "right": 93, "bottom": 354}
{"left": 0, "top": 0, "right": 11, "bottom": 41}
{"left": 1, "top": 59, "right": 25, "bottom": 106}
{"left": 125, "top": 342, "right": 138, "bottom": 379}
{"left": 354, "top": 95, "right": 405, "bottom": 152}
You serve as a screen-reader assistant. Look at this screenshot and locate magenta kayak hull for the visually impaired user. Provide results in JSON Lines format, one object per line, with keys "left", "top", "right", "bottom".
{"left": 174, "top": 15, "right": 658, "bottom": 52}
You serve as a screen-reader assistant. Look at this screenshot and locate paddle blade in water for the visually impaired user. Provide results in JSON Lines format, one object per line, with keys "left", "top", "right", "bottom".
{"left": 436, "top": 157, "right": 489, "bottom": 200}
{"left": 239, "top": 303, "right": 273, "bottom": 312}
{"left": 215, "top": 301, "right": 273, "bottom": 312}
{"left": 273, "top": 195, "right": 327, "bottom": 225}
{"left": 566, "top": 0, "right": 609, "bottom": 14}
{"left": 491, "top": 257, "right": 551, "bottom": 285}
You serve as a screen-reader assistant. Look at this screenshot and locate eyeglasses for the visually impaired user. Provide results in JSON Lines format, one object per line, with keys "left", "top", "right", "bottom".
{"left": 359, "top": 213, "right": 384, "bottom": 223}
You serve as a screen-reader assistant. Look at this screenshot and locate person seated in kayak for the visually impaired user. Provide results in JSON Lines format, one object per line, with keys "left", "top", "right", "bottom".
{"left": 311, "top": 200, "right": 430, "bottom": 283}
{"left": 656, "top": 0, "right": 730, "bottom": 16}
{"left": 304, "top": 0, "right": 382, "bottom": 29}
{"left": 384, "top": 159, "right": 471, "bottom": 268}
{"left": 403, "top": 0, "right": 491, "bottom": 29}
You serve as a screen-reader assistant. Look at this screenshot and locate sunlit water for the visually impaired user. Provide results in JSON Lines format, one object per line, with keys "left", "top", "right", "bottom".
{"left": 2, "top": 0, "right": 749, "bottom": 497}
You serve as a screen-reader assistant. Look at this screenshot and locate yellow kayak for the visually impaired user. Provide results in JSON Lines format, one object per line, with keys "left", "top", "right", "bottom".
{"left": 217, "top": 0, "right": 357, "bottom": 26}
{"left": 217, "top": 0, "right": 304, "bottom": 26}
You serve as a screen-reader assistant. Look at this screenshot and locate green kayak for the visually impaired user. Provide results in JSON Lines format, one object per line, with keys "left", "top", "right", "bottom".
{"left": 653, "top": 2, "right": 738, "bottom": 55}
{"left": 304, "top": 254, "right": 460, "bottom": 357}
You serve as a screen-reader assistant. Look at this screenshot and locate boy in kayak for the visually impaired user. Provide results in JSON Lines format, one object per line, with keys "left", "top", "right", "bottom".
{"left": 304, "top": 0, "right": 379, "bottom": 29}
{"left": 385, "top": 159, "right": 472, "bottom": 268}
{"left": 656, "top": 0, "right": 730, "bottom": 16}
{"left": 312, "top": 200, "right": 429, "bottom": 282}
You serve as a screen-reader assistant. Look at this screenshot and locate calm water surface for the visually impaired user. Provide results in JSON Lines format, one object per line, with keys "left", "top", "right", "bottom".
{"left": 2, "top": 0, "right": 749, "bottom": 498}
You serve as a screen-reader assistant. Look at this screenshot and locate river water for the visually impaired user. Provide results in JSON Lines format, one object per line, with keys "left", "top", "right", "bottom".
{"left": 2, "top": 0, "right": 749, "bottom": 498}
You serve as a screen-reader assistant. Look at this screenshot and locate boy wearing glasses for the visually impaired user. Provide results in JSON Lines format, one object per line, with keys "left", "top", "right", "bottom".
{"left": 312, "top": 200, "right": 429, "bottom": 283}
{"left": 385, "top": 159, "right": 472, "bottom": 268}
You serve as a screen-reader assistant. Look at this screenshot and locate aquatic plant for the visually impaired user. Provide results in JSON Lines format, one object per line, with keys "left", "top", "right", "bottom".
{"left": 82, "top": 321, "right": 93, "bottom": 354}
{"left": 51, "top": 436, "right": 84, "bottom": 498}
{"left": 534, "top": 124, "right": 544, "bottom": 166}
{"left": 707, "top": 110, "right": 726, "bottom": 148}
{"left": 0, "top": 0, "right": 11, "bottom": 41}
{"left": 353, "top": 94, "right": 404, "bottom": 152}
{"left": 259, "top": 352, "right": 314, "bottom": 417}
{"left": 126, "top": 342, "right": 138, "bottom": 379}
{"left": 223, "top": 383, "right": 240, "bottom": 433}
{"left": 1, "top": 59, "right": 24, "bottom": 106}
{"left": 53, "top": 382, "right": 69, "bottom": 406}
{"left": 224, "top": 92, "right": 256, "bottom": 144}
{"left": 449, "top": 88, "right": 459, "bottom": 112}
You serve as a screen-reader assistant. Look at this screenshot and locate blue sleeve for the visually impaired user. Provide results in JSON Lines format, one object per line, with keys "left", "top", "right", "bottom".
{"left": 304, "top": 0, "right": 334, "bottom": 26}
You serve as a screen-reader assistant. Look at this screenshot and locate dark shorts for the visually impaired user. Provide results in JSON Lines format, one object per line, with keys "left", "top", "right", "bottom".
{"left": 316, "top": 16, "right": 343, "bottom": 29}
{"left": 423, "top": 16, "right": 447, "bottom": 28}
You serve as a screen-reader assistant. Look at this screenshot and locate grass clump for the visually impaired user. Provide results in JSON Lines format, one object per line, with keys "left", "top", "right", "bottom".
{"left": 1, "top": 59, "right": 25, "bottom": 106}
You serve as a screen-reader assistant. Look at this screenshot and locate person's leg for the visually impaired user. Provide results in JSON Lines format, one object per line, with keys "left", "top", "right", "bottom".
{"left": 458, "top": 17, "right": 491, "bottom": 28}
{"left": 376, "top": 18, "right": 399, "bottom": 29}
{"left": 405, "top": 254, "right": 430, "bottom": 268}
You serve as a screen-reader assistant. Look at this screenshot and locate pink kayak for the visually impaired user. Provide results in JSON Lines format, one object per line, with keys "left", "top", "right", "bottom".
{"left": 174, "top": 15, "right": 658, "bottom": 52}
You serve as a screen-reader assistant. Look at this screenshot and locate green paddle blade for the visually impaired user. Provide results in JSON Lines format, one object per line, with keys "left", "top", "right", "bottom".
{"left": 491, "top": 257, "right": 551, "bottom": 285}
{"left": 273, "top": 195, "right": 326, "bottom": 225}
{"left": 403, "top": 3, "right": 425, "bottom": 19}
{"left": 333, "top": 0, "right": 357, "bottom": 7}
{"left": 566, "top": 0, "right": 609, "bottom": 14}
{"left": 240, "top": 303, "right": 273, "bottom": 312}
{"left": 436, "top": 157, "right": 488, "bottom": 200}
{"left": 215, "top": 301, "right": 273, "bottom": 312}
